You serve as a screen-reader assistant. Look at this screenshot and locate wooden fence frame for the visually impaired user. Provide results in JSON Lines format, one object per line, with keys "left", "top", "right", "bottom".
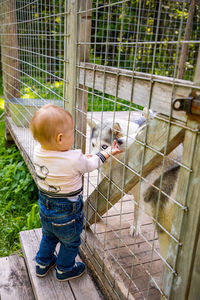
{"left": 1, "top": 1, "right": 200, "bottom": 299}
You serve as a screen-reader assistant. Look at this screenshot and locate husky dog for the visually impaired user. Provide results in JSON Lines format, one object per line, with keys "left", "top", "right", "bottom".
{"left": 87, "top": 116, "right": 141, "bottom": 171}
{"left": 87, "top": 111, "right": 182, "bottom": 265}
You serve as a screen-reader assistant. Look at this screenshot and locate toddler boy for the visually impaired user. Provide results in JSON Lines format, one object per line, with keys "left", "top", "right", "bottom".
{"left": 30, "top": 104, "right": 121, "bottom": 281}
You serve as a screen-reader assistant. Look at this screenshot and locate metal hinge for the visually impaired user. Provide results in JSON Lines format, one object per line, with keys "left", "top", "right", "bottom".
{"left": 172, "top": 92, "right": 200, "bottom": 116}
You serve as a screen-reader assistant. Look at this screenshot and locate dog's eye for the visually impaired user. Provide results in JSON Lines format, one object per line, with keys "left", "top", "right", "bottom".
{"left": 92, "top": 143, "right": 95, "bottom": 147}
{"left": 101, "top": 145, "right": 108, "bottom": 150}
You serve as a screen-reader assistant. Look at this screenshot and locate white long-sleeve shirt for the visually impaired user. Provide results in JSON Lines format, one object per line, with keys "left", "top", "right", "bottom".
{"left": 33, "top": 144, "right": 103, "bottom": 195}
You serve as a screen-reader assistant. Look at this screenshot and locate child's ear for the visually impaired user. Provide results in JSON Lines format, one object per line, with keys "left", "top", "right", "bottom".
{"left": 56, "top": 133, "right": 63, "bottom": 144}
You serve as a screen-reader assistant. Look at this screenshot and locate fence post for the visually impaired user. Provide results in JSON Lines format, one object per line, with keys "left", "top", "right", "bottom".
{"left": 163, "top": 48, "right": 200, "bottom": 300}
{"left": 75, "top": 0, "right": 92, "bottom": 152}
{"left": 1, "top": 0, "right": 20, "bottom": 146}
{"left": 63, "top": 0, "right": 77, "bottom": 117}
{"left": 64, "top": 0, "right": 92, "bottom": 152}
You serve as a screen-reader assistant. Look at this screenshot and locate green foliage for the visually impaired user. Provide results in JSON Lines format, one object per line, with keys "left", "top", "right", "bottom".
{"left": 16, "top": 0, "right": 200, "bottom": 113}
{"left": 0, "top": 77, "right": 3, "bottom": 97}
{"left": 87, "top": 90, "right": 143, "bottom": 112}
{"left": 19, "top": 79, "right": 143, "bottom": 112}
{"left": 0, "top": 123, "right": 40, "bottom": 257}
{"left": 90, "top": 0, "right": 199, "bottom": 81}
{"left": 17, "top": 0, "right": 199, "bottom": 95}
{"left": 20, "top": 77, "right": 63, "bottom": 101}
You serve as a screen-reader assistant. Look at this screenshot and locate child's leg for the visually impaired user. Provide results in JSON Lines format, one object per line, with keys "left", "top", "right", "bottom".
{"left": 56, "top": 196, "right": 84, "bottom": 272}
{"left": 36, "top": 229, "right": 58, "bottom": 266}
{"left": 55, "top": 227, "right": 86, "bottom": 281}
{"left": 56, "top": 235, "right": 81, "bottom": 271}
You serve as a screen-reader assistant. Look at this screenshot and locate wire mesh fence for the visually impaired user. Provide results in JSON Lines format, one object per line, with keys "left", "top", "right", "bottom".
{"left": 90, "top": 0, "right": 200, "bottom": 78}
{"left": 0, "top": 0, "right": 200, "bottom": 299}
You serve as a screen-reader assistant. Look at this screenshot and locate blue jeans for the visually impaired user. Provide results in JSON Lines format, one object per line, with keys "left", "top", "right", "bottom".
{"left": 35, "top": 191, "right": 84, "bottom": 272}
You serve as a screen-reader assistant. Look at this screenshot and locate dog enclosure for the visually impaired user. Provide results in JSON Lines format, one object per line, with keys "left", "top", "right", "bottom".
{"left": 1, "top": 0, "right": 200, "bottom": 299}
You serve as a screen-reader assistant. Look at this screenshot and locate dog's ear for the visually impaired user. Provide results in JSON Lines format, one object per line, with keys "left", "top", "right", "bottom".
{"left": 87, "top": 119, "right": 97, "bottom": 129}
{"left": 113, "top": 122, "right": 123, "bottom": 137}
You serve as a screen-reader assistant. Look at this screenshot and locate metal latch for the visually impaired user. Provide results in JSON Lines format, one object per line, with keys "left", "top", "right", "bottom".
{"left": 172, "top": 93, "right": 200, "bottom": 116}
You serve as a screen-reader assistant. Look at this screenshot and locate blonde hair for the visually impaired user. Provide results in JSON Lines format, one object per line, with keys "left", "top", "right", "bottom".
{"left": 30, "top": 104, "right": 73, "bottom": 146}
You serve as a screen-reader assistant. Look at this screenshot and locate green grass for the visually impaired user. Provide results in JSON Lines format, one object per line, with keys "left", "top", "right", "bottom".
{"left": 0, "top": 97, "right": 40, "bottom": 257}
{"left": 19, "top": 77, "right": 143, "bottom": 112}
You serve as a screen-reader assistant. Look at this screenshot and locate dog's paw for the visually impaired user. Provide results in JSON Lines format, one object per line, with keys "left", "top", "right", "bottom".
{"left": 129, "top": 224, "right": 142, "bottom": 238}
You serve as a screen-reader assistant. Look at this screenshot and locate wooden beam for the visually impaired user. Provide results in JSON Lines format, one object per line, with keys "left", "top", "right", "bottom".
{"left": 1, "top": 0, "right": 20, "bottom": 147}
{"left": 64, "top": 1, "right": 92, "bottom": 153}
{"left": 80, "top": 228, "right": 136, "bottom": 300}
{"left": 78, "top": 63, "right": 198, "bottom": 122}
{"left": 5, "top": 117, "right": 37, "bottom": 184}
{"left": 75, "top": 0, "right": 92, "bottom": 152}
{"left": 163, "top": 46, "right": 200, "bottom": 300}
{"left": 162, "top": 121, "right": 200, "bottom": 300}
{"left": 85, "top": 118, "right": 185, "bottom": 225}
{"left": 63, "top": 0, "right": 77, "bottom": 117}
{"left": 1, "top": 0, "right": 20, "bottom": 101}
{"left": 187, "top": 229, "right": 200, "bottom": 300}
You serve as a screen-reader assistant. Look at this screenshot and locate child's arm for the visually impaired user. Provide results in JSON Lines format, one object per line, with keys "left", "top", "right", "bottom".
{"left": 78, "top": 141, "right": 122, "bottom": 173}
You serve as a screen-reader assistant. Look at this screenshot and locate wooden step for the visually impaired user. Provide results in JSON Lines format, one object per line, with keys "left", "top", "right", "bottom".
{"left": 0, "top": 253, "right": 35, "bottom": 300}
{"left": 20, "top": 228, "right": 102, "bottom": 300}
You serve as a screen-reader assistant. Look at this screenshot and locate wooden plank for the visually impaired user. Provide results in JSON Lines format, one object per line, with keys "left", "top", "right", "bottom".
{"left": 165, "top": 121, "right": 200, "bottom": 300}
{"left": 20, "top": 229, "right": 75, "bottom": 300}
{"left": 0, "top": 254, "right": 34, "bottom": 300}
{"left": 78, "top": 63, "right": 199, "bottom": 122}
{"left": 6, "top": 117, "right": 37, "bottom": 184}
{"left": 85, "top": 118, "right": 185, "bottom": 225}
{"left": 20, "top": 228, "right": 102, "bottom": 300}
{"left": 80, "top": 228, "right": 136, "bottom": 300}
{"left": 75, "top": 0, "right": 92, "bottom": 152}
{"left": 1, "top": 0, "right": 20, "bottom": 147}
{"left": 81, "top": 227, "right": 161, "bottom": 300}
{"left": 161, "top": 121, "right": 195, "bottom": 298}
{"left": 69, "top": 269, "right": 102, "bottom": 300}
{"left": 188, "top": 229, "right": 200, "bottom": 300}
{"left": 1, "top": 0, "right": 20, "bottom": 101}
{"left": 187, "top": 59, "right": 200, "bottom": 300}
{"left": 162, "top": 48, "right": 200, "bottom": 300}
{"left": 63, "top": 0, "right": 77, "bottom": 117}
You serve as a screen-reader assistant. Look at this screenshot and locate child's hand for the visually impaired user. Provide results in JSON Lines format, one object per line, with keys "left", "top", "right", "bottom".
{"left": 109, "top": 140, "right": 122, "bottom": 155}
{"left": 101, "top": 140, "right": 122, "bottom": 159}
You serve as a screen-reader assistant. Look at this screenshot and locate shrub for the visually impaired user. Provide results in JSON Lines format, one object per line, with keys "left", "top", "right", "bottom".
{"left": 0, "top": 123, "right": 40, "bottom": 256}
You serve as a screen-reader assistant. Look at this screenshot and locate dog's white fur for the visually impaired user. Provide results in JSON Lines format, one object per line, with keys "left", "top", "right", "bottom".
{"left": 87, "top": 113, "right": 182, "bottom": 268}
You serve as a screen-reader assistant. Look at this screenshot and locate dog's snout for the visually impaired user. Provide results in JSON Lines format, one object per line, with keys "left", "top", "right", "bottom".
{"left": 117, "top": 138, "right": 123, "bottom": 145}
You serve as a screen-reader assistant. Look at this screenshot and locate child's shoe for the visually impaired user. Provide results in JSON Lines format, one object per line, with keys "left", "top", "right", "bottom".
{"left": 36, "top": 256, "right": 56, "bottom": 277}
{"left": 56, "top": 262, "right": 85, "bottom": 281}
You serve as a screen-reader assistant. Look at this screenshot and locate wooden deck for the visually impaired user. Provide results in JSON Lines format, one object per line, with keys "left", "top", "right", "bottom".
{"left": 5, "top": 111, "right": 163, "bottom": 300}
{"left": 0, "top": 229, "right": 104, "bottom": 300}
{"left": 0, "top": 254, "right": 34, "bottom": 300}
{"left": 82, "top": 198, "right": 162, "bottom": 300}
